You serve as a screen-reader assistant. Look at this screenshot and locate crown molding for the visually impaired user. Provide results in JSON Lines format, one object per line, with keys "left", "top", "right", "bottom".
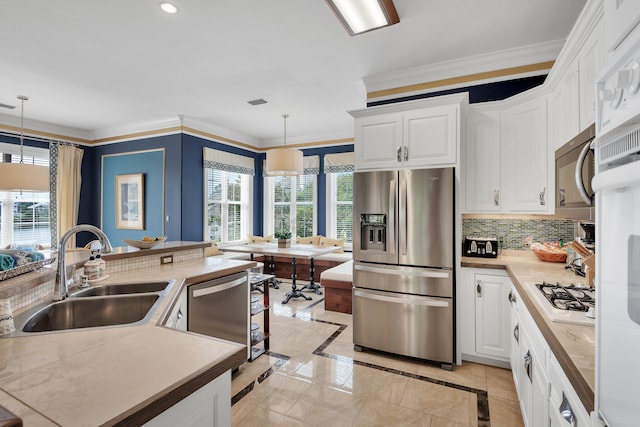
{"left": 363, "top": 40, "right": 565, "bottom": 101}
{"left": 0, "top": 113, "right": 93, "bottom": 144}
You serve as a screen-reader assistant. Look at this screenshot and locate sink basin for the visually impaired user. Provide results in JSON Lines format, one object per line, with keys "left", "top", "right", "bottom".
{"left": 21, "top": 295, "right": 160, "bottom": 333}
{"left": 71, "top": 281, "right": 171, "bottom": 297}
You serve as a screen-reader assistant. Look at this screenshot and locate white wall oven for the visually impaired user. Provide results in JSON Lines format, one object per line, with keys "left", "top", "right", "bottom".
{"left": 593, "top": 26, "right": 640, "bottom": 427}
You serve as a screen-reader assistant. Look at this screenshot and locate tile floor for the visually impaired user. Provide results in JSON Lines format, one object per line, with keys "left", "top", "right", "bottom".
{"left": 231, "top": 280, "right": 524, "bottom": 426}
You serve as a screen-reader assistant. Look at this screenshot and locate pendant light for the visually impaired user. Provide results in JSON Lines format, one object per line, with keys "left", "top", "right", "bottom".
{"left": 0, "top": 96, "right": 50, "bottom": 192}
{"left": 265, "top": 114, "right": 303, "bottom": 176}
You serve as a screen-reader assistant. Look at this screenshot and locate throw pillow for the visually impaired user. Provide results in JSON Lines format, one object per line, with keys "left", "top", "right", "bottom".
{"left": 296, "top": 235, "right": 321, "bottom": 245}
{"left": 318, "top": 236, "right": 344, "bottom": 253}
{"left": 204, "top": 242, "right": 224, "bottom": 257}
{"left": 247, "top": 234, "right": 273, "bottom": 243}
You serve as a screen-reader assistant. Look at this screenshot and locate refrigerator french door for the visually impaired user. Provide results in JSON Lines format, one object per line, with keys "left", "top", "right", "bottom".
{"left": 352, "top": 167, "right": 455, "bottom": 369}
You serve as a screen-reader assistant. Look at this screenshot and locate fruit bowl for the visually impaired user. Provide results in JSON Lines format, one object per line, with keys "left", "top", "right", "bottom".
{"left": 530, "top": 242, "right": 567, "bottom": 263}
{"left": 121, "top": 236, "right": 167, "bottom": 249}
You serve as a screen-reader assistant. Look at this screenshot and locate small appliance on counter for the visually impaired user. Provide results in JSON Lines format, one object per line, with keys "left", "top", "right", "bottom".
{"left": 463, "top": 236, "right": 499, "bottom": 258}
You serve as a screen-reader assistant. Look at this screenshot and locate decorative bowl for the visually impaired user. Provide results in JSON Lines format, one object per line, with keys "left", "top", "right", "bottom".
{"left": 121, "top": 236, "right": 167, "bottom": 249}
{"left": 532, "top": 248, "right": 567, "bottom": 263}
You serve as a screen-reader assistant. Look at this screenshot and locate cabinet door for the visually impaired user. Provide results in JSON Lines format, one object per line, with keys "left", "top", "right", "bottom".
{"left": 354, "top": 113, "right": 403, "bottom": 170}
{"left": 475, "top": 274, "right": 512, "bottom": 358}
{"left": 579, "top": 20, "right": 603, "bottom": 130}
{"left": 403, "top": 105, "right": 457, "bottom": 167}
{"left": 465, "top": 111, "right": 502, "bottom": 211}
{"left": 502, "top": 98, "right": 549, "bottom": 212}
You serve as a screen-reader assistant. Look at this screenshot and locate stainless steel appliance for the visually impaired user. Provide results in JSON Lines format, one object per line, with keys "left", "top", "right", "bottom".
{"left": 554, "top": 123, "right": 596, "bottom": 220}
{"left": 188, "top": 271, "right": 248, "bottom": 367}
{"left": 352, "top": 167, "right": 455, "bottom": 369}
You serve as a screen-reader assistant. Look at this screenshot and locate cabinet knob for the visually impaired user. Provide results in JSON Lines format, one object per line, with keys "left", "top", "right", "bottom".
{"left": 539, "top": 187, "right": 546, "bottom": 206}
{"left": 523, "top": 350, "right": 532, "bottom": 383}
{"left": 513, "top": 323, "right": 519, "bottom": 343}
{"left": 476, "top": 280, "right": 482, "bottom": 296}
{"left": 508, "top": 290, "right": 516, "bottom": 304}
{"left": 396, "top": 146, "right": 402, "bottom": 162}
{"left": 403, "top": 146, "right": 409, "bottom": 162}
{"left": 494, "top": 190, "right": 500, "bottom": 206}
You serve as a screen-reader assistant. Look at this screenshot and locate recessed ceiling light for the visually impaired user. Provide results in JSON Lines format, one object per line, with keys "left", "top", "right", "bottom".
{"left": 160, "top": 2, "right": 178, "bottom": 14}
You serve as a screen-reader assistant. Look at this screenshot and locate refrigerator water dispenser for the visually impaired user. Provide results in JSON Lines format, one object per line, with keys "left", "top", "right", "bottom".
{"left": 360, "top": 214, "right": 386, "bottom": 252}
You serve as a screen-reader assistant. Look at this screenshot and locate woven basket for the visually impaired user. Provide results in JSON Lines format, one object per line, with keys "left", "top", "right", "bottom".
{"left": 532, "top": 249, "right": 567, "bottom": 263}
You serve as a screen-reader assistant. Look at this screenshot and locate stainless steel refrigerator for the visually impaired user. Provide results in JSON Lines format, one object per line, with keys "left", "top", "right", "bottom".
{"left": 352, "top": 167, "right": 455, "bottom": 369}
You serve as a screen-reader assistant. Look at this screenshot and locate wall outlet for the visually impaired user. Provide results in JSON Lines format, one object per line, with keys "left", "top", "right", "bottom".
{"left": 161, "top": 255, "right": 174, "bottom": 265}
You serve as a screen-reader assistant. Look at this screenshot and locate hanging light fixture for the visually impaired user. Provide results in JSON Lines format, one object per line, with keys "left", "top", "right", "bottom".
{"left": 0, "top": 95, "right": 50, "bottom": 192}
{"left": 265, "top": 114, "right": 303, "bottom": 176}
{"left": 325, "top": 0, "right": 400, "bottom": 36}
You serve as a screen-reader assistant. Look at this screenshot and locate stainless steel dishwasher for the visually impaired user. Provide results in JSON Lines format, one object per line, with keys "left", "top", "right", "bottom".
{"left": 188, "top": 271, "right": 249, "bottom": 362}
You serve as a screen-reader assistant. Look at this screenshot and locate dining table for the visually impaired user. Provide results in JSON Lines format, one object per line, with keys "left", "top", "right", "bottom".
{"left": 221, "top": 243, "right": 341, "bottom": 304}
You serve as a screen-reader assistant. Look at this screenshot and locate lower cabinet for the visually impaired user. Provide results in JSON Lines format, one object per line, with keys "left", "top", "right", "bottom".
{"left": 143, "top": 370, "right": 231, "bottom": 427}
{"left": 459, "top": 268, "right": 511, "bottom": 364}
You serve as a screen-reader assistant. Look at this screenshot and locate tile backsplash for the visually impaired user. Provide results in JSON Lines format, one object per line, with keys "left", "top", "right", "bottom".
{"left": 462, "top": 217, "right": 575, "bottom": 250}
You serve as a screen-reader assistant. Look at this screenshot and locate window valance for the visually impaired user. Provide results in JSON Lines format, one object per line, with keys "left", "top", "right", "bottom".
{"left": 324, "top": 152, "right": 354, "bottom": 173}
{"left": 203, "top": 147, "right": 254, "bottom": 176}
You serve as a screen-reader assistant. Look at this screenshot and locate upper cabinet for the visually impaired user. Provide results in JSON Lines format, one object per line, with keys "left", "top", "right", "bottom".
{"left": 465, "top": 96, "right": 550, "bottom": 213}
{"left": 350, "top": 94, "right": 466, "bottom": 171}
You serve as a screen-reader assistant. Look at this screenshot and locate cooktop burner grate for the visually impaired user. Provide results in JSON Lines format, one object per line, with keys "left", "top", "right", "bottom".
{"left": 535, "top": 281, "right": 595, "bottom": 312}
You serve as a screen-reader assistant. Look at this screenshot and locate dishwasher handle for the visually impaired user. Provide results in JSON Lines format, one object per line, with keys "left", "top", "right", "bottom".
{"left": 192, "top": 276, "right": 247, "bottom": 298}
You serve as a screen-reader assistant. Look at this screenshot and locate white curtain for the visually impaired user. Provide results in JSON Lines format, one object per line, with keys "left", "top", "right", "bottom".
{"left": 57, "top": 145, "right": 84, "bottom": 248}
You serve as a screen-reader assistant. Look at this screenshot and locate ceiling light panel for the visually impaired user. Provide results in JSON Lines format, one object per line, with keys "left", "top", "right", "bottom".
{"left": 327, "top": 0, "right": 399, "bottom": 35}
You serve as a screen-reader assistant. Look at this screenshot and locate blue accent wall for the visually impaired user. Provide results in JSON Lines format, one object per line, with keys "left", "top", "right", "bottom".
{"left": 81, "top": 134, "right": 182, "bottom": 247}
{"left": 101, "top": 150, "right": 165, "bottom": 245}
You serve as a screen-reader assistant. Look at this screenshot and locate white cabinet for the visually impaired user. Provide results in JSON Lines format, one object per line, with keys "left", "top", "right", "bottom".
{"left": 502, "top": 97, "right": 549, "bottom": 212}
{"left": 578, "top": 20, "right": 604, "bottom": 131}
{"left": 144, "top": 370, "right": 231, "bottom": 427}
{"left": 465, "top": 97, "right": 549, "bottom": 213}
{"left": 548, "top": 353, "right": 590, "bottom": 427}
{"left": 548, "top": 61, "right": 580, "bottom": 152}
{"left": 458, "top": 268, "right": 511, "bottom": 364}
{"left": 350, "top": 94, "right": 465, "bottom": 171}
{"left": 474, "top": 273, "right": 512, "bottom": 359}
{"left": 464, "top": 110, "right": 502, "bottom": 211}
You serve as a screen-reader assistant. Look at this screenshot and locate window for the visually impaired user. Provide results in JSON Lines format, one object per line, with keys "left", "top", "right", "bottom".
{"left": 326, "top": 171, "right": 353, "bottom": 243}
{"left": 324, "top": 152, "right": 354, "bottom": 244}
{"left": 265, "top": 174, "right": 317, "bottom": 238}
{"left": 0, "top": 143, "right": 51, "bottom": 248}
{"left": 203, "top": 148, "right": 254, "bottom": 243}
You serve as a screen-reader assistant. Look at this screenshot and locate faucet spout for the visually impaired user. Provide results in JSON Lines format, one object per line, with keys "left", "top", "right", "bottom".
{"left": 55, "top": 224, "right": 113, "bottom": 301}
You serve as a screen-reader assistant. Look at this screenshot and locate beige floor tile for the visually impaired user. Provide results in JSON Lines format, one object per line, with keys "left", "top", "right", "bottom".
{"left": 416, "top": 363, "right": 481, "bottom": 390}
{"left": 485, "top": 366, "right": 519, "bottom": 401}
{"left": 243, "top": 372, "right": 312, "bottom": 415}
{"left": 236, "top": 405, "right": 313, "bottom": 427}
{"left": 352, "top": 398, "right": 432, "bottom": 427}
{"left": 429, "top": 415, "right": 470, "bottom": 427}
{"left": 282, "top": 354, "right": 354, "bottom": 387}
{"left": 400, "top": 377, "right": 472, "bottom": 425}
{"left": 342, "top": 363, "right": 410, "bottom": 405}
{"left": 488, "top": 397, "right": 525, "bottom": 427}
{"left": 285, "top": 382, "right": 367, "bottom": 426}
{"left": 231, "top": 399, "right": 257, "bottom": 425}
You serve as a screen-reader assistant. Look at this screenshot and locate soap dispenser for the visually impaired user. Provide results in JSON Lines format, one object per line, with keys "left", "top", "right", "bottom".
{"left": 84, "top": 253, "right": 100, "bottom": 281}
{"left": 95, "top": 253, "right": 106, "bottom": 277}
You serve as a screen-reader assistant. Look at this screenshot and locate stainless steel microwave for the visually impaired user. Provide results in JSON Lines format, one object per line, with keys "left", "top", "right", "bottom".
{"left": 555, "top": 123, "right": 596, "bottom": 220}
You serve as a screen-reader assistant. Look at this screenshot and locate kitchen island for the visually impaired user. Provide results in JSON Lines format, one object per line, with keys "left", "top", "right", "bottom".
{"left": 462, "top": 249, "right": 595, "bottom": 412}
{"left": 0, "top": 246, "right": 255, "bottom": 426}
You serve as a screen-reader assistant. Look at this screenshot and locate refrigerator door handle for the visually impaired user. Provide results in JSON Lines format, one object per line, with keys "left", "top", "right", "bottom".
{"left": 389, "top": 179, "right": 396, "bottom": 254}
{"left": 355, "top": 264, "right": 451, "bottom": 279}
{"left": 400, "top": 178, "right": 408, "bottom": 256}
{"left": 354, "top": 289, "right": 450, "bottom": 307}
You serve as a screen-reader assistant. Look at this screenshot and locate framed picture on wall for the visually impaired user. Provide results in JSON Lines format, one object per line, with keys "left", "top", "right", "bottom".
{"left": 116, "top": 173, "right": 145, "bottom": 230}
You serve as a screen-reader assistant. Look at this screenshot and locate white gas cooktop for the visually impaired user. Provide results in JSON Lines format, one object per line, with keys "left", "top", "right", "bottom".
{"left": 524, "top": 281, "right": 595, "bottom": 326}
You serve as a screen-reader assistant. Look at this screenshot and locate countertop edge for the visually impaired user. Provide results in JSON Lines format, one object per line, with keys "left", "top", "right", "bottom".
{"left": 106, "top": 346, "right": 246, "bottom": 426}
{"left": 462, "top": 255, "right": 594, "bottom": 412}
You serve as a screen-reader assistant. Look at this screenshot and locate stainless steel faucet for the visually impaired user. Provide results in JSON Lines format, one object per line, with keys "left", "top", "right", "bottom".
{"left": 55, "top": 224, "right": 113, "bottom": 301}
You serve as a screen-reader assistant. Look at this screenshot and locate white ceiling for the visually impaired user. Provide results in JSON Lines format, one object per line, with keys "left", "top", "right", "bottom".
{"left": 0, "top": 0, "right": 587, "bottom": 147}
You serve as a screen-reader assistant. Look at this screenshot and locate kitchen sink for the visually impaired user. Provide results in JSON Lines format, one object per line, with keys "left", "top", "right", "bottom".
{"left": 71, "top": 281, "right": 172, "bottom": 297}
{"left": 20, "top": 294, "right": 160, "bottom": 333}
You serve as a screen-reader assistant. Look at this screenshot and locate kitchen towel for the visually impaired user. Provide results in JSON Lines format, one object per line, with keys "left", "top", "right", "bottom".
{"left": 0, "top": 255, "right": 14, "bottom": 271}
